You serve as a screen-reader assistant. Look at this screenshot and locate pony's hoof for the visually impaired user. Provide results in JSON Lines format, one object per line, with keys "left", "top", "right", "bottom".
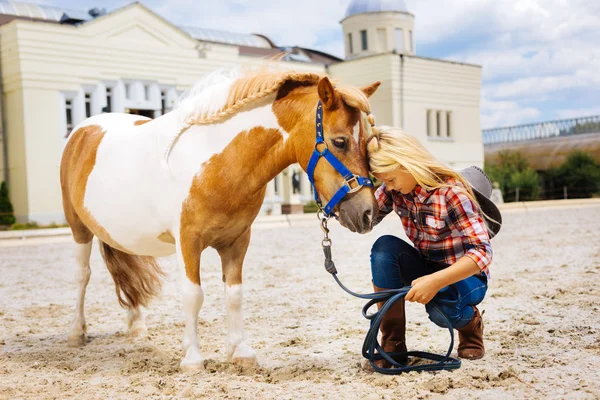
{"left": 231, "top": 342, "right": 258, "bottom": 370}
{"left": 180, "top": 347, "right": 205, "bottom": 371}
{"left": 128, "top": 324, "right": 148, "bottom": 338}
{"left": 67, "top": 334, "right": 86, "bottom": 347}
{"left": 232, "top": 355, "right": 258, "bottom": 371}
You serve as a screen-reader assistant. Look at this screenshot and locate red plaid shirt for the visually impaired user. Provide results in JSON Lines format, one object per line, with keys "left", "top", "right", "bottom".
{"left": 374, "top": 179, "right": 492, "bottom": 276}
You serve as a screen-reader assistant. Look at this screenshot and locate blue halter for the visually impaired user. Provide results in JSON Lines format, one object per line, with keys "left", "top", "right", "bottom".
{"left": 306, "top": 101, "right": 374, "bottom": 217}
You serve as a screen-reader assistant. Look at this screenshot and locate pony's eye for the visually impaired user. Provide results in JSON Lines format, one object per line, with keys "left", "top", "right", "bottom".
{"left": 332, "top": 138, "right": 347, "bottom": 150}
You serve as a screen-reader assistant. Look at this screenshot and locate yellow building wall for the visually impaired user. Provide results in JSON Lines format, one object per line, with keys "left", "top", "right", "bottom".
{"left": 328, "top": 53, "right": 400, "bottom": 127}
{"left": 402, "top": 56, "right": 483, "bottom": 169}
{"left": 0, "top": 4, "right": 326, "bottom": 223}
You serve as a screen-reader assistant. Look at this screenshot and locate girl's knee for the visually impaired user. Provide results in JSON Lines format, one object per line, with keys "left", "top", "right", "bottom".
{"left": 371, "top": 235, "right": 404, "bottom": 254}
{"left": 426, "top": 303, "right": 464, "bottom": 329}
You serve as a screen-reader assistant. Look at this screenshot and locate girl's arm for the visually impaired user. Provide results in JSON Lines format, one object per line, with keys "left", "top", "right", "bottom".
{"left": 406, "top": 185, "right": 491, "bottom": 304}
{"left": 405, "top": 256, "right": 479, "bottom": 304}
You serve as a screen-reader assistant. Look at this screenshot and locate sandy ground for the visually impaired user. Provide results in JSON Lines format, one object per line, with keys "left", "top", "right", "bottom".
{"left": 1, "top": 204, "right": 599, "bottom": 400}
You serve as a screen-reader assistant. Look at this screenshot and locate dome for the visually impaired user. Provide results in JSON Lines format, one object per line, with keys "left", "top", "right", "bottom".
{"left": 344, "top": 0, "right": 410, "bottom": 19}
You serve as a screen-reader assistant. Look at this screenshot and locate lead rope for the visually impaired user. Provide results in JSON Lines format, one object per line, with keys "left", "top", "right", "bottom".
{"left": 318, "top": 213, "right": 462, "bottom": 374}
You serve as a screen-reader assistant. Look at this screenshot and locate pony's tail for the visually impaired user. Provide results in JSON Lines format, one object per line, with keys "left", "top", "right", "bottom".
{"left": 98, "top": 240, "right": 165, "bottom": 309}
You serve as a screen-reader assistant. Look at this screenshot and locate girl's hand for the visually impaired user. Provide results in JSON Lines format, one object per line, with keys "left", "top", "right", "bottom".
{"left": 405, "top": 275, "right": 442, "bottom": 304}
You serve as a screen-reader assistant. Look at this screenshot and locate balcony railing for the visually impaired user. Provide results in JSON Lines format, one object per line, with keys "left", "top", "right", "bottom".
{"left": 482, "top": 115, "right": 600, "bottom": 145}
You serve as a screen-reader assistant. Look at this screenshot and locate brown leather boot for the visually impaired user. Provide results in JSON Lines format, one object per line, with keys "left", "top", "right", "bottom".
{"left": 457, "top": 307, "right": 485, "bottom": 360}
{"left": 363, "top": 283, "right": 407, "bottom": 370}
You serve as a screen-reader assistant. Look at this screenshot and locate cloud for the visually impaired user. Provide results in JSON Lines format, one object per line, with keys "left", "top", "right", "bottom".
{"left": 148, "top": 0, "right": 348, "bottom": 56}
{"left": 32, "top": 0, "right": 600, "bottom": 128}
{"left": 556, "top": 107, "right": 600, "bottom": 120}
{"left": 481, "top": 98, "right": 541, "bottom": 129}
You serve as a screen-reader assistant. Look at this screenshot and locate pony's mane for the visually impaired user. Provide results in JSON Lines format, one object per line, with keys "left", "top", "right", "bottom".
{"left": 164, "top": 66, "right": 373, "bottom": 165}
{"left": 177, "top": 67, "right": 372, "bottom": 126}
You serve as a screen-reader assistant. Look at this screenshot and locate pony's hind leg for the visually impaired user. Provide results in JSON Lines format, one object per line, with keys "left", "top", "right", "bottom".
{"left": 67, "top": 240, "right": 93, "bottom": 347}
{"left": 176, "top": 230, "right": 206, "bottom": 370}
{"left": 127, "top": 307, "right": 147, "bottom": 337}
{"left": 218, "top": 227, "right": 257, "bottom": 369}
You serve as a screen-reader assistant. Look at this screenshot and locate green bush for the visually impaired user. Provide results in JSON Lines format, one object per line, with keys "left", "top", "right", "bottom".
{"left": 303, "top": 200, "right": 320, "bottom": 213}
{"left": 509, "top": 169, "right": 541, "bottom": 201}
{"left": 485, "top": 151, "right": 541, "bottom": 202}
{"left": 0, "top": 181, "right": 16, "bottom": 225}
{"left": 10, "top": 222, "right": 39, "bottom": 230}
{"left": 549, "top": 152, "right": 600, "bottom": 198}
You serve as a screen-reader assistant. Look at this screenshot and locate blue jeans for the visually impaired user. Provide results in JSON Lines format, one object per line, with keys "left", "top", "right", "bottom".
{"left": 371, "top": 235, "right": 487, "bottom": 329}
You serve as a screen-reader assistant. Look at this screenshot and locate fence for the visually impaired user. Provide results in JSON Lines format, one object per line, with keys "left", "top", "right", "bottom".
{"left": 482, "top": 115, "right": 600, "bottom": 145}
{"left": 501, "top": 185, "right": 598, "bottom": 202}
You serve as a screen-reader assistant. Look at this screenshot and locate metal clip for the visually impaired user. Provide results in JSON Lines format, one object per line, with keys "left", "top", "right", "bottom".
{"left": 345, "top": 175, "right": 362, "bottom": 194}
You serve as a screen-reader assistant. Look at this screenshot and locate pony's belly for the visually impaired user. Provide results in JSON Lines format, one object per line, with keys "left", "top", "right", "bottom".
{"left": 122, "top": 235, "right": 176, "bottom": 257}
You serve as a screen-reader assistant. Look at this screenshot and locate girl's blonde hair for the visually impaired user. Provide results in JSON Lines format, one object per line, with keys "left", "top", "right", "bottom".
{"left": 367, "top": 125, "right": 480, "bottom": 208}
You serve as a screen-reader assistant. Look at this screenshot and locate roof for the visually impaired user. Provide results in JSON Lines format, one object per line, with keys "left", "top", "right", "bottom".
{"left": 344, "top": 0, "right": 410, "bottom": 19}
{"left": 181, "top": 26, "right": 272, "bottom": 49}
{"left": 238, "top": 46, "right": 342, "bottom": 65}
{"left": 0, "top": 0, "right": 274, "bottom": 49}
{"left": 0, "top": 0, "right": 88, "bottom": 22}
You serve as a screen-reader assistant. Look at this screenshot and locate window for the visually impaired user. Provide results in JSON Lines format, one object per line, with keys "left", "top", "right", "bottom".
{"left": 426, "top": 110, "right": 432, "bottom": 137}
{"left": 377, "top": 28, "right": 387, "bottom": 51}
{"left": 85, "top": 93, "right": 91, "bottom": 118}
{"left": 65, "top": 100, "right": 73, "bottom": 138}
{"left": 273, "top": 177, "right": 279, "bottom": 195}
{"left": 427, "top": 109, "right": 452, "bottom": 138}
{"left": 125, "top": 83, "right": 131, "bottom": 99}
{"left": 409, "top": 30, "right": 413, "bottom": 52}
{"left": 395, "top": 28, "right": 404, "bottom": 52}
{"left": 145, "top": 85, "right": 151, "bottom": 101}
{"left": 360, "top": 30, "right": 368, "bottom": 51}
{"left": 104, "top": 88, "right": 112, "bottom": 113}
{"left": 348, "top": 33, "right": 353, "bottom": 54}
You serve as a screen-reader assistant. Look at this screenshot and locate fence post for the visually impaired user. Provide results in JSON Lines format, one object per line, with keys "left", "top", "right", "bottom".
{"left": 515, "top": 187, "right": 520, "bottom": 202}
{"left": 563, "top": 186, "right": 567, "bottom": 200}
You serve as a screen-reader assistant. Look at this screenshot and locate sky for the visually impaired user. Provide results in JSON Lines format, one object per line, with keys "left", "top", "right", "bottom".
{"left": 30, "top": 0, "right": 600, "bottom": 129}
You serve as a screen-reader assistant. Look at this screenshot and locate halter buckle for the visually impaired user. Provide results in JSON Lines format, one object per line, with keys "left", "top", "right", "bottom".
{"left": 314, "top": 142, "right": 328, "bottom": 154}
{"left": 345, "top": 175, "right": 362, "bottom": 193}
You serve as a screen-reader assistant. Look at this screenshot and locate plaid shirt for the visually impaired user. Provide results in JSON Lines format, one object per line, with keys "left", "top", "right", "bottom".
{"left": 374, "top": 180, "right": 492, "bottom": 276}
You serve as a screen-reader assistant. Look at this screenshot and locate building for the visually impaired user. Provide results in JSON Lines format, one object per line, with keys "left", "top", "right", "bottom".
{"left": 0, "top": 0, "right": 483, "bottom": 224}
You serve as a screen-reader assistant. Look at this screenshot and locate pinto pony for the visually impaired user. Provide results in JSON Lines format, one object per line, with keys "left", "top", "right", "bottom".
{"left": 60, "top": 68, "right": 380, "bottom": 370}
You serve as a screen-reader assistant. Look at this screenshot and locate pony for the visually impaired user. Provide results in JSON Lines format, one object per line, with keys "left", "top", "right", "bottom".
{"left": 60, "top": 67, "right": 380, "bottom": 370}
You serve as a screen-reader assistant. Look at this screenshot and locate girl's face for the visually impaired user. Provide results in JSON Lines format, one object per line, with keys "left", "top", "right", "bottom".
{"left": 374, "top": 168, "right": 418, "bottom": 195}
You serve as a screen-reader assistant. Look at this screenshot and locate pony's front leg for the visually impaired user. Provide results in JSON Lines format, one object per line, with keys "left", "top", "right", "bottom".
{"left": 176, "top": 231, "right": 206, "bottom": 371}
{"left": 217, "top": 227, "right": 258, "bottom": 369}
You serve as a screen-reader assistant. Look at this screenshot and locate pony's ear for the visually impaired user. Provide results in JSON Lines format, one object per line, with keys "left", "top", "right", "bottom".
{"left": 361, "top": 81, "right": 381, "bottom": 98}
{"left": 317, "top": 77, "right": 339, "bottom": 109}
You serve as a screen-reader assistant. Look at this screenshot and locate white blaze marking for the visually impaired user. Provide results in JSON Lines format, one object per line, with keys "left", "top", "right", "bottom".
{"left": 352, "top": 119, "right": 360, "bottom": 144}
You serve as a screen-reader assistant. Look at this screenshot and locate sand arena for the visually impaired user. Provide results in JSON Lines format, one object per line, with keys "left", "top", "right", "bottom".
{"left": 1, "top": 201, "right": 599, "bottom": 399}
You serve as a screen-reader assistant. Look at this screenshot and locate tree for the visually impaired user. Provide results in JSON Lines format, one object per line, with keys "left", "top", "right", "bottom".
{"left": 550, "top": 152, "right": 600, "bottom": 198}
{"left": 0, "top": 181, "right": 16, "bottom": 225}
{"left": 485, "top": 150, "right": 541, "bottom": 202}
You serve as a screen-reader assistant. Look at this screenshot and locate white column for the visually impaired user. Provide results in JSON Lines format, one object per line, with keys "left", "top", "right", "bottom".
{"left": 71, "top": 90, "right": 85, "bottom": 126}
{"left": 300, "top": 170, "right": 311, "bottom": 201}
{"left": 266, "top": 180, "right": 275, "bottom": 199}
{"left": 91, "top": 84, "right": 106, "bottom": 116}
{"left": 281, "top": 168, "right": 291, "bottom": 204}
{"left": 112, "top": 81, "right": 126, "bottom": 113}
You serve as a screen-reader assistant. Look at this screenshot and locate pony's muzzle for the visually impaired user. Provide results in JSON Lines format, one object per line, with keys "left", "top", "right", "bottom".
{"left": 338, "top": 194, "right": 376, "bottom": 234}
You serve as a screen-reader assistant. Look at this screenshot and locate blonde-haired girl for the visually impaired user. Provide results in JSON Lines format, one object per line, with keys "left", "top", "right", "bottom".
{"left": 366, "top": 126, "right": 501, "bottom": 368}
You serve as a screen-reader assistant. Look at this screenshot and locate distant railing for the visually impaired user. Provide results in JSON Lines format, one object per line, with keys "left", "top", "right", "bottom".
{"left": 482, "top": 115, "right": 600, "bottom": 145}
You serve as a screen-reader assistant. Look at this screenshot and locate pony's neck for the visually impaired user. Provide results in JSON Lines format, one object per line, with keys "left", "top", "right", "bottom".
{"left": 240, "top": 128, "right": 296, "bottom": 195}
